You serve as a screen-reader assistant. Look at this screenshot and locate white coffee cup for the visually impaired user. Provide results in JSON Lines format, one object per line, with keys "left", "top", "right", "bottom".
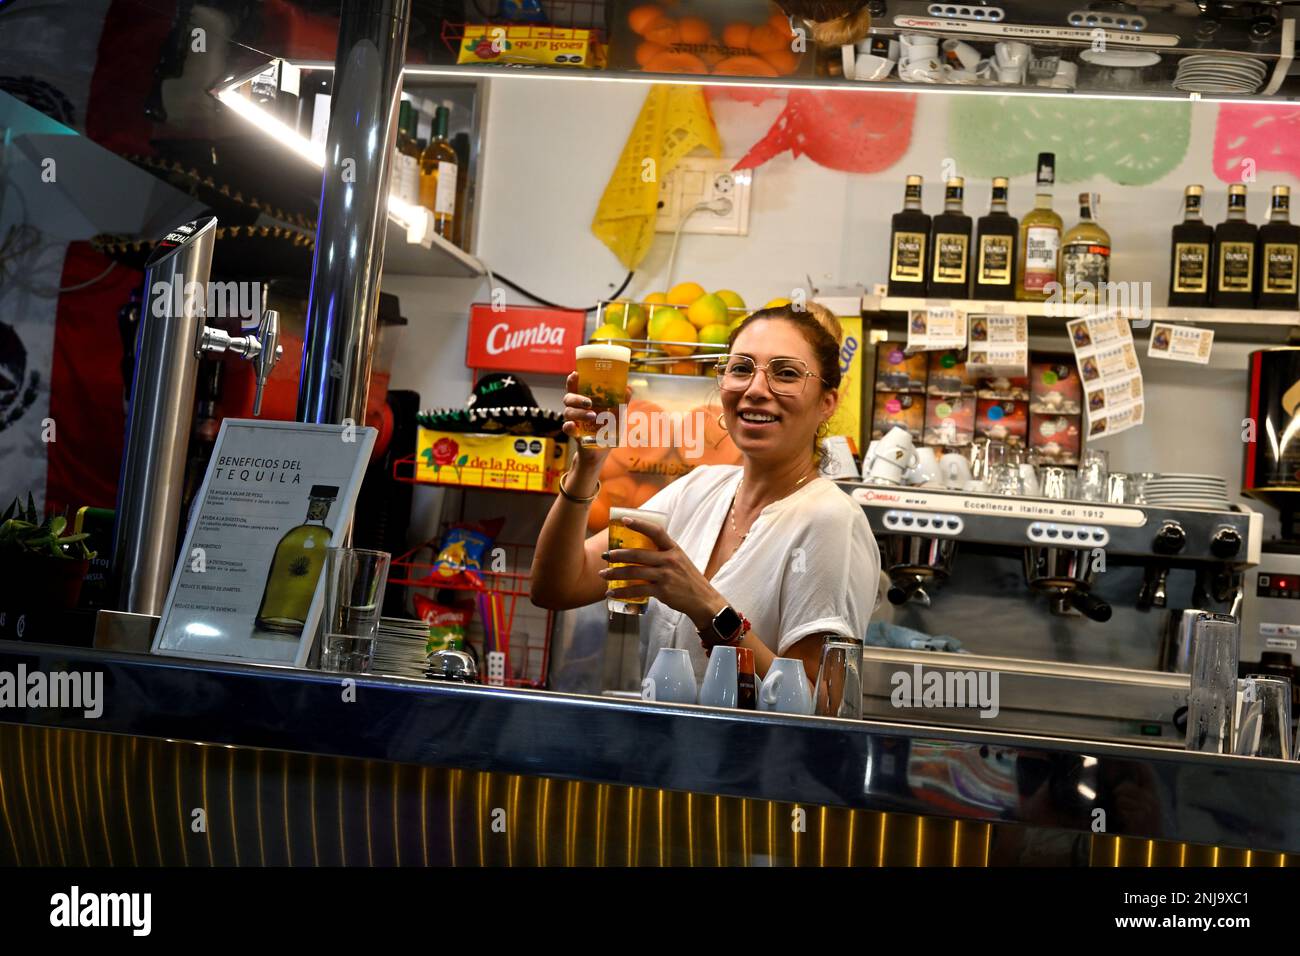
{"left": 869, "top": 426, "right": 917, "bottom": 482}
{"left": 641, "top": 647, "right": 698, "bottom": 704}
{"left": 699, "top": 645, "right": 739, "bottom": 708}
{"left": 942, "top": 39, "right": 980, "bottom": 71}
{"left": 939, "top": 452, "right": 973, "bottom": 489}
{"left": 1050, "top": 60, "right": 1078, "bottom": 89}
{"left": 900, "top": 33, "right": 940, "bottom": 61}
{"left": 899, "top": 58, "right": 943, "bottom": 83}
{"left": 943, "top": 66, "right": 979, "bottom": 84}
{"left": 996, "top": 62, "right": 1025, "bottom": 85}
{"left": 760, "top": 658, "right": 814, "bottom": 714}
{"left": 905, "top": 447, "right": 940, "bottom": 485}
{"left": 995, "top": 41, "right": 1031, "bottom": 68}
{"left": 854, "top": 52, "right": 895, "bottom": 81}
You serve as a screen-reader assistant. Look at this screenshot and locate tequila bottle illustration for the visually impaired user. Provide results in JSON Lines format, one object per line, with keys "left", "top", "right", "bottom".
{"left": 254, "top": 485, "right": 339, "bottom": 634}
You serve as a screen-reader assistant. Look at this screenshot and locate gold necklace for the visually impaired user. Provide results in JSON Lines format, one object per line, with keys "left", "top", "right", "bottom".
{"left": 728, "top": 471, "right": 814, "bottom": 541}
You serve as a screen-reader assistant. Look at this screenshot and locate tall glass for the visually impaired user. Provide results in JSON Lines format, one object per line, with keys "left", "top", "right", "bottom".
{"left": 1234, "top": 676, "right": 1293, "bottom": 759}
{"left": 319, "top": 548, "right": 391, "bottom": 673}
{"left": 1185, "top": 612, "right": 1240, "bottom": 754}
{"left": 606, "top": 507, "right": 668, "bottom": 615}
{"left": 575, "top": 344, "right": 631, "bottom": 447}
{"left": 1077, "top": 448, "right": 1110, "bottom": 502}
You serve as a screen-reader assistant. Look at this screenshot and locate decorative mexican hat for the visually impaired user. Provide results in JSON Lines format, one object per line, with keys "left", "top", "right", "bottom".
{"left": 418, "top": 372, "right": 566, "bottom": 437}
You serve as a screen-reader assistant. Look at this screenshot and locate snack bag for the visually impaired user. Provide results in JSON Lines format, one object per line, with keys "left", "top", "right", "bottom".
{"left": 414, "top": 594, "right": 471, "bottom": 656}
{"left": 427, "top": 518, "right": 504, "bottom": 589}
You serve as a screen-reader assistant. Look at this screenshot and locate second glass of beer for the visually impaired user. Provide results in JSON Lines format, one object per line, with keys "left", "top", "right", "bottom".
{"left": 606, "top": 507, "right": 668, "bottom": 616}
{"left": 575, "top": 343, "right": 630, "bottom": 447}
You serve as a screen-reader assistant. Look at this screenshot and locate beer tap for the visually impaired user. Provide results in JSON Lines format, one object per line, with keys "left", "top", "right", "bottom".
{"left": 195, "top": 308, "right": 282, "bottom": 416}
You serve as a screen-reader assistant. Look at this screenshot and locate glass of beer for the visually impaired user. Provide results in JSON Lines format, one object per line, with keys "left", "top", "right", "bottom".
{"left": 606, "top": 507, "right": 668, "bottom": 615}
{"left": 575, "top": 343, "right": 631, "bottom": 447}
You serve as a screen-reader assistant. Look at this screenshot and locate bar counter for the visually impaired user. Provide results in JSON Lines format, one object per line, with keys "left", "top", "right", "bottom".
{"left": 1, "top": 638, "right": 1297, "bottom": 866}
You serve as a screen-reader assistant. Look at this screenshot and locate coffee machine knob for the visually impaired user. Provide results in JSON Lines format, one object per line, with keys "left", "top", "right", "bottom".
{"left": 1210, "top": 526, "right": 1242, "bottom": 559}
{"left": 1153, "top": 521, "right": 1186, "bottom": 555}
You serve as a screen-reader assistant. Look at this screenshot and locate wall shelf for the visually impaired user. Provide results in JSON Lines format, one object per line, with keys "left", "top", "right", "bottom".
{"left": 383, "top": 218, "right": 485, "bottom": 278}
{"left": 867, "top": 295, "right": 1299, "bottom": 328}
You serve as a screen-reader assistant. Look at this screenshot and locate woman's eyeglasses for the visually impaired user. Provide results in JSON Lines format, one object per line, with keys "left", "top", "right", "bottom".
{"left": 715, "top": 355, "right": 827, "bottom": 396}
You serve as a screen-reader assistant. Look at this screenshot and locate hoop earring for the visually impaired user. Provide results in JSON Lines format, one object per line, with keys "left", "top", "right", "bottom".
{"left": 718, "top": 413, "right": 728, "bottom": 431}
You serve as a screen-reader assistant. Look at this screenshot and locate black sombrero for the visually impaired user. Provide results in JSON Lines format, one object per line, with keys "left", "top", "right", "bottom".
{"left": 418, "top": 373, "right": 566, "bottom": 438}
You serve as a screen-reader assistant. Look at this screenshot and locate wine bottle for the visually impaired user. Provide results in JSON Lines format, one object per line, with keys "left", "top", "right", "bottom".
{"left": 1257, "top": 185, "right": 1300, "bottom": 310}
{"left": 420, "top": 102, "right": 460, "bottom": 243}
{"left": 928, "top": 177, "right": 972, "bottom": 298}
{"left": 887, "top": 175, "right": 930, "bottom": 297}
{"left": 254, "top": 485, "right": 339, "bottom": 635}
{"left": 393, "top": 100, "right": 422, "bottom": 208}
{"left": 974, "top": 177, "right": 1018, "bottom": 300}
{"left": 1169, "top": 185, "right": 1213, "bottom": 307}
{"left": 1016, "top": 153, "right": 1063, "bottom": 302}
{"left": 1212, "top": 183, "right": 1257, "bottom": 309}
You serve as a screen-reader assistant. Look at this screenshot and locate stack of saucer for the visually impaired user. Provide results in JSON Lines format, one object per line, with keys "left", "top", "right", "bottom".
{"left": 1142, "top": 473, "right": 1231, "bottom": 510}
{"left": 369, "top": 617, "right": 434, "bottom": 679}
{"left": 1173, "top": 55, "right": 1267, "bottom": 94}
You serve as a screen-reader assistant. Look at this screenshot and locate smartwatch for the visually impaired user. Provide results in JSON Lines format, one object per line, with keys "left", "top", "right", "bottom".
{"left": 699, "top": 605, "right": 746, "bottom": 649}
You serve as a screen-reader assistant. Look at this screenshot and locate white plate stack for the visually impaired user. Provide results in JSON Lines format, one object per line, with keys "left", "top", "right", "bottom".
{"left": 1173, "top": 54, "right": 1267, "bottom": 94}
{"left": 1142, "top": 473, "right": 1232, "bottom": 511}
{"left": 369, "top": 617, "right": 436, "bottom": 679}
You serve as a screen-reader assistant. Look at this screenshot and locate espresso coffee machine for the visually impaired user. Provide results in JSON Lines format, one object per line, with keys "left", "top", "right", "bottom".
{"left": 845, "top": 481, "right": 1261, "bottom": 746}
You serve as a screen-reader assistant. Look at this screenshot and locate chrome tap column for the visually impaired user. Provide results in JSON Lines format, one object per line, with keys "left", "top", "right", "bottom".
{"left": 297, "top": 0, "right": 412, "bottom": 425}
{"left": 111, "top": 216, "right": 217, "bottom": 615}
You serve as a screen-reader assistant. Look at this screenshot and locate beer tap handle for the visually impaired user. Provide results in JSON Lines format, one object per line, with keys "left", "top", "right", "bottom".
{"left": 252, "top": 309, "right": 282, "bottom": 417}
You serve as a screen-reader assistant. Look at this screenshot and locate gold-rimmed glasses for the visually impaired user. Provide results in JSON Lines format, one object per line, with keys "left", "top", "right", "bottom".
{"left": 715, "top": 355, "right": 828, "bottom": 396}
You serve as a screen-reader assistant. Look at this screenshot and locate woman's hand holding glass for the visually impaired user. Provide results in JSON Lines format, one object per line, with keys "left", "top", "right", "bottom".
{"left": 561, "top": 371, "right": 631, "bottom": 467}
{"left": 600, "top": 516, "right": 726, "bottom": 631}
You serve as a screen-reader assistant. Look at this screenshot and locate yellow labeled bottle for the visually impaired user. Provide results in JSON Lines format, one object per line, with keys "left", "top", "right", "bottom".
{"left": 254, "top": 485, "right": 339, "bottom": 635}
{"left": 419, "top": 102, "right": 459, "bottom": 242}
{"left": 1016, "top": 152, "right": 1063, "bottom": 301}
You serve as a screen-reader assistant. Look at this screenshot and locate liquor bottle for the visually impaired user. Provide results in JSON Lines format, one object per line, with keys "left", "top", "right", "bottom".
{"left": 1060, "top": 193, "right": 1111, "bottom": 303}
{"left": 451, "top": 131, "right": 472, "bottom": 250}
{"left": 887, "top": 175, "right": 930, "bottom": 298}
{"left": 1212, "top": 183, "right": 1257, "bottom": 308}
{"left": 1168, "top": 185, "right": 1213, "bottom": 307}
{"left": 1257, "top": 185, "right": 1300, "bottom": 310}
{"left": 419, "top": 102, "right": 460, "bottom": 243}
{"left": 974, "top": 177, "right": 1018, "bottom": 300}
{"left": 392, "top": 100, "right": 422, "bottom": 208}
{"left": 254, "top": 485, "right": 339, "bottom": 635}
{"left": 1016, "top": 152, "right": 1064, "bottom": 301}
{"left": 927, "top": 177, "right": 972, "bottom": 298}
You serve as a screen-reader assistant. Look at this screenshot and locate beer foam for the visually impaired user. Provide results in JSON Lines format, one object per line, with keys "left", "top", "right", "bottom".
{"left": 575, "top": 343, "right": 631, "bottom": 362}
{"left": 608, "top": 507, "right": 668, "bottom": 528}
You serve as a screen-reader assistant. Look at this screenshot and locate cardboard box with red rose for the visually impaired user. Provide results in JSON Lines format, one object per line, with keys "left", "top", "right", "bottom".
{"left": 415, "top": 429, "right": 568, "bottom": 492}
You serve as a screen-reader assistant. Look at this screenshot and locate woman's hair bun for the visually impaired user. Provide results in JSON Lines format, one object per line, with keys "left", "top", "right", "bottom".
{"left": 806, "top": 301, "right": 845, "bottom": 347}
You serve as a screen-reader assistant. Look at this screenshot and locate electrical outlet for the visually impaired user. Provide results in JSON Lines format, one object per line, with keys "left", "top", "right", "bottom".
{"left": 655, "top": 157, "right": 752, "bottom": 237}
{"left": 486, "top": 650, "right": 506, "bottom": 686}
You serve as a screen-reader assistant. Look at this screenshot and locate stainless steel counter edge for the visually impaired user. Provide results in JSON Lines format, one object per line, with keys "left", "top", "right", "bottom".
{"left": 2, "top": 640, "right": 1298, "bottom": 853}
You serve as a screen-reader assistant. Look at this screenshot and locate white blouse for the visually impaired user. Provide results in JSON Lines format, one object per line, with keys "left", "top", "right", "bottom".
{"left": 636, "top": 464, "right": 880, "bottom": 680}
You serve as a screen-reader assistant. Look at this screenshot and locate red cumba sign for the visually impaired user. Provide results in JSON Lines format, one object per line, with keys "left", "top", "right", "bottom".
{"left": 466, "top": 304, "right": 586, "bottom": 375}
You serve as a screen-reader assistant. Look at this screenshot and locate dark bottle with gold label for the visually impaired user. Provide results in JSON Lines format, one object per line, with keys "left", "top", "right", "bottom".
{"left": 974, "top": 177, "right": 1017, "bottom": 300}
{"left": 1257, "top": 185, "right": 1300, "bottom": 310}
{"left": 1169, "top": 185, "right": 1213, "bottom": 307}
{"left": 1212, "top": 183, "right": 1257, "bottom": 309}
{"left": 888, "top": 175, "right": 930, "bottom": 297}
{"left": 927, "top": 177, "right": 972, "bottom": 298}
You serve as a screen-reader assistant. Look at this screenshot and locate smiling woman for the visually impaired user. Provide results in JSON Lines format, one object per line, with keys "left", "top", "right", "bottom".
{"left": 530, "top": 304, "right": 880, "bottom": 685}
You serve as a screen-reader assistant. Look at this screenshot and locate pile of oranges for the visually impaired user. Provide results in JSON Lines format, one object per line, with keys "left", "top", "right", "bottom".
{"left": 587, "top": 398, "right": 742, "bottom": 532}
{"left": 627, "top": 4, "right": 802, "bottom": 77}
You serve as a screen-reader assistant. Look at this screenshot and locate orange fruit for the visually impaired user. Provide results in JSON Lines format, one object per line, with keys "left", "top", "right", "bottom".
{"left": 761, "top": 47, "right": 799, "bottom": 75}
{"left": 768, "top": 11, "right": 795, "bottom": 37}
{"left": 668, "top": 360, "right": 698, "bottom": 375}
{"left": 600, "top": 454, "right": 629, "bottom": 480}
{"left": 587, "top": 495, "right": 610, "bottom": 533}
{"left": 748, "top": 24, "right": 787, "bottom": 53}
{"left": 604, "top": 475, "right": 640, "bottom": 507}
{"left": 643, "top": 18, "right": 681, "bottom": 46}
{"left": 699, "top": 44, "right": 726, "bottom": 66}
{"left": 721, "top": 21, "right": 752, "bottom": 50}
{"left": 678, "top": 16, "right": 712, "bottom": 45}
{"left": 644, "top": 49, "right": 707, "bottom": 74}
{"left": 628, "top": 4, "right": 666, "bottom": 35}
{"left": 712, "top": 54, "right": 778, "bottom": 77}
{"left": 635, "top": 41, "right": 667, "bottom": 67}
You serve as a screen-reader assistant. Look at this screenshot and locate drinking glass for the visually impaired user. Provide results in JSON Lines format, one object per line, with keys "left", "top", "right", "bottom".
{"left": 575, "top": 343, "right": 631, "bottom": 447}
{"left": 1076, "top": 448, "right": 1110, "bottom": 502}
{"left": 606, "top": 507, "right": 668, "bottom": 615}
{"left": 1234, "top": 676, "right": 1293, "bottom": 759}
{"left": 319, "top": 548, "right": 391, "bottom": 673}
{"left": 1185, "top": 612, "right": 1240, "bottom": 754}
{"left": 1040, "top": 466, "right": 1076, "bottom": 500}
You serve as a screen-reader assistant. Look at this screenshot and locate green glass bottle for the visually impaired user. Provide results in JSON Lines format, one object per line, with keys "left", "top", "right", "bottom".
{"left": 254, "top": 485, "right": 339, "bottom": 634}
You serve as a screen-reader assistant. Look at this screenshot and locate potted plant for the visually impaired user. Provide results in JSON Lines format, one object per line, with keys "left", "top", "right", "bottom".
{"left": 0, "top": 493, "right": 96, "bottom": 613}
